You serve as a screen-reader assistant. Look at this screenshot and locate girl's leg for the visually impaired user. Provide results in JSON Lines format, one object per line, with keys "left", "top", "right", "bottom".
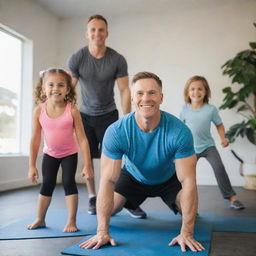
{"left": 27, "top": 195, "right": 51, "bottom": 229}
{"left": 61, "top": 153, "right": 78, "bottom": 232}
{"left": 203, "top": 146, "right": 236, "bottom": 200}
{"left": 27, "top": 154, "right": 59, "bottom": 229}
{"left": 64, "top": 193, "right": 78, "bottom": 232}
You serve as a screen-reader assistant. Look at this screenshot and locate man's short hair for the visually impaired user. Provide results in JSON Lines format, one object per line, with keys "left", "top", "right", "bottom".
{"left": 132, "top": 72, "right": 162, "bottom": 88}
{"left": 88, "top": 14, "right": 108, "bottom": 27}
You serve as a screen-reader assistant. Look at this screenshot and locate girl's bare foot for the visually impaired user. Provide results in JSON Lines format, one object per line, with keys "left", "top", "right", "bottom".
{"left": 63, "top": 222, "right": 78, "bottom": 232}
{"left": 27, "top": 219, "right": 46, "bottom": 230}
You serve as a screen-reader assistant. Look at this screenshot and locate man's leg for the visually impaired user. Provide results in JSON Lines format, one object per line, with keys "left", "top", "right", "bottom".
{"left": 114, "top": 168, "right": 147, "bottom": 219}
{"left": 112, "top": 192, "right": 127, "bottom": 215}
{"left": 80, "top": 112, "right": 99, "bottom": 214}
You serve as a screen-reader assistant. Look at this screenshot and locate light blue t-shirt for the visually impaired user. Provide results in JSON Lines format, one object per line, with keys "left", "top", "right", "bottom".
{"left": 102, "top": 111, "right": 195, "bottom": 185}
{"left": 180, "top": 104, "right": 222, "bottom": 154}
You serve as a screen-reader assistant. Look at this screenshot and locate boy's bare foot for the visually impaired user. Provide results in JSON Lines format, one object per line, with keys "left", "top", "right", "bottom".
{"left": 63, "top": 222, "right": 78, "bottom": 233}
{"left": 27, "top": 219, "right": 46, "bottom": 230}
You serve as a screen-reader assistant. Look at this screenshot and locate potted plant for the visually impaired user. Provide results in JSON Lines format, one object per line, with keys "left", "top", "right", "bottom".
{"left": 219, "top": 23, "right": 256, "bottom": 190}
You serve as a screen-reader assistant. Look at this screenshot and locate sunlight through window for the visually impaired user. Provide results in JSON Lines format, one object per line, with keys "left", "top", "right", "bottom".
{"left": 0, "top": 30, "right": 22, "bottom": 153}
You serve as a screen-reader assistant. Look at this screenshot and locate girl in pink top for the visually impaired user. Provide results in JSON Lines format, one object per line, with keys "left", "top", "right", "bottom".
{"left": 27, "top": 68, "right": 93, "bottom": 232}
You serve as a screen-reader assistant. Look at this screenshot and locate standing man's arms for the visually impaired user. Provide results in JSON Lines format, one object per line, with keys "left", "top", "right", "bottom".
{"left": 71, "top": 77, "right": 79, "bottom": 88}
{"left": 80, "top": 154, "right": 122, "bottom": 249}
{"left": 169, "top": 155, "right": 205, "bottom": 252}
{"left": 117, "top": 76, "right": 131, "bottom": 115}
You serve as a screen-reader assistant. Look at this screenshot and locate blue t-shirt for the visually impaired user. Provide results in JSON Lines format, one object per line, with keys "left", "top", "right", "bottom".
{"left": 180, "top": 104, "right": 222, "bottom": 154}
{"left": 102, "top": 111, "right": 195, "bottom": 185}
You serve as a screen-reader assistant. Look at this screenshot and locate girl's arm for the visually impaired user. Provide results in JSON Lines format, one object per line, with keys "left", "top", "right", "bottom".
{"left": 72, "top": 105, "right": 94, "bottom": 179}
{"left": 216, "top": 123, "right": 229, "bottom": 147}
{"left": 28, "top": 106, "right": 42, "bottom": 184}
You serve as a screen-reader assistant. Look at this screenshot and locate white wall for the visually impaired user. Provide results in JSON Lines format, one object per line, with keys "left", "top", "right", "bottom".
{"left": 58, "top": 0, "right": 256, "bottom": 186}
{"left": 0, "top": 0, "right": 60, "bottom": 191}
{"left": 0, "top": 0, "right": 255, "bottom": 191}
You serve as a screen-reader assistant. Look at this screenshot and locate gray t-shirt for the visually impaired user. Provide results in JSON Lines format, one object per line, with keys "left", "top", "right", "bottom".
{"left": 68, "top": 46, "right": 128, "bottom": 116}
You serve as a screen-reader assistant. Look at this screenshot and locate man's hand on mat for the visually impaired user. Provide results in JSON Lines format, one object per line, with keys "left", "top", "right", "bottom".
{"left": 28, "top": 167, "right": 39, "bottom": 184}
{"left": 169, "top": 233, "right": 205, "bottom": 252}
{"left": 79, "top": 232, "right": 117, "bottom": 249}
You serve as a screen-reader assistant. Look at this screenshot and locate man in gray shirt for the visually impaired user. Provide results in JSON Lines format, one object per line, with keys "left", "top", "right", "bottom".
{"left": 68, "top": 15, "right": 145, "bottom": 218}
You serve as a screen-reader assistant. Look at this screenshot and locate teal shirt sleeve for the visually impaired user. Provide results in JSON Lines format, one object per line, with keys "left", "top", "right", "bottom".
{"left": 102, "top": 124, "right": 123, "bottom": 160}
{"left": 173, "top": 124, "right": 195, "bottom": 159}
{"left": 212, "top": 106, "right": 222, "bottom": 126}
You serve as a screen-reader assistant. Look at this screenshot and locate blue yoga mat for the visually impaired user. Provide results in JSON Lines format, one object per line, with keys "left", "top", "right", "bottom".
{"left": 0, "top": 209, "right": 96, "bottom": 240}
{"left": 61, "top": 211, "right": 214, "bottom": 256}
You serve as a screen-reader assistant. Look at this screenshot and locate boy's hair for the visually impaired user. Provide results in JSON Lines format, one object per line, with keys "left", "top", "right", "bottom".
{"left": 184, "top": 75, "right": 211, "bottom": 104}
{"left": 88, "top": 14, "right": 108, "bottom": 27}
{"left": 34, "top": 68, "right": 76, "bottom": 104}
{"left": 132, "top": 71, "right": 162, "bottom": 89}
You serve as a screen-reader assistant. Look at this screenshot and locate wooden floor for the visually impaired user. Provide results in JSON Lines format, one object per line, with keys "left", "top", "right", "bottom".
{"left": 0, "top": 184, "right": 255, "bottom": 256}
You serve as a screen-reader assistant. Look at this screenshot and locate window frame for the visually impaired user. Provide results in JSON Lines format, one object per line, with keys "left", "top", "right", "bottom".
{"left": 0, "top": 24, "right": 33, "bottom": 156}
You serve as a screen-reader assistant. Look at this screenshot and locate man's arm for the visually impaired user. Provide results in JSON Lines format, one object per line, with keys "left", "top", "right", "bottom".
{"left": 71, "top": 105, "right": 93, "bottom": 180}
{"left": 176, "top": 155, "right": 198, "bottom": 235}
{"left": 169, "top": 155, "right": 205, "bottom": 252}
{"left": 72, "top": 77, "right": 79, "bottom": 88}
{"left": 80, "top": 154, "right": 122, "bottom": 249}
{"left": 116, "top": 76, "right": 131, "bottom": 115}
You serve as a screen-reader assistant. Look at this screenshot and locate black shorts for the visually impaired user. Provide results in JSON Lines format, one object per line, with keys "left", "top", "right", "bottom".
{"left": 115, "top": 168, "right": 182, "bottom": 214}
{"left": 80, "top": 110, "right": 118, "bottom": 159}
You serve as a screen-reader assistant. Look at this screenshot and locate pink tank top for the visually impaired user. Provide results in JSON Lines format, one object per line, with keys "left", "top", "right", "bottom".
{"left": 39, "top": 102, "right": 78, "bottom": 158}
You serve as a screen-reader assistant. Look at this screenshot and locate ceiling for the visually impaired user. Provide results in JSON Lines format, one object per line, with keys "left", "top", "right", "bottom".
{"left": 33, "top": 0, "right": 220, "bottom": 18}
{"left": 34, "top": 0, "right": 168, "bottom": 18}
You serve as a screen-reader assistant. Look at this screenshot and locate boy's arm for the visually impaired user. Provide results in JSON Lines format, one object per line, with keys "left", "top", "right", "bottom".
{"left": 216, "top": 123, "right": 229, "bottom": 147}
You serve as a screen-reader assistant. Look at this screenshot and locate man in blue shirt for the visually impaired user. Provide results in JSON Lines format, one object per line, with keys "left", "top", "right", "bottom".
{"left": 80, "top": 72, "right": 205, "bottom": 252}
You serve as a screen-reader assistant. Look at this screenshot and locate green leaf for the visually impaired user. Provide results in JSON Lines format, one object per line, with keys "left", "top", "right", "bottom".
{"left": 246, "top": 128, "right": 256, "bottom": 145}
{"left": 249, "top": 42, "right": 256, "bottom": 49}
{"left": 222, "top": 87, "right": 232, "bottom": 93}
{"left": 237, "top": 104, "right": 250, "bottom": 112}
{"left": 240, "top": 50, "right": 251, "bottom": 58}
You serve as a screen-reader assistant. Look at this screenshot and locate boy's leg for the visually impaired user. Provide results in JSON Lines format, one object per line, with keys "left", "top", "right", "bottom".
{"left": 204, "top": 147, "right": 236, "bottom": 199}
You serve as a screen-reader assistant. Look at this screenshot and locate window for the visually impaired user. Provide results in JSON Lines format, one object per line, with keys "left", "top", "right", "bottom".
{"left": 0, "top": 25, "right": 32, "bottom": 155}
{"left": 0, "top": 30, "right": 22, "bottom": 154}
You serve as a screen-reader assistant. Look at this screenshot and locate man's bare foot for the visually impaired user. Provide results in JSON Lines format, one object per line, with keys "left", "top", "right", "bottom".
{"left": 63, "top": 222, "right": 78, "bottom": 233}
{"left": 27, "top": 219, "right": 46, "bottom": 230}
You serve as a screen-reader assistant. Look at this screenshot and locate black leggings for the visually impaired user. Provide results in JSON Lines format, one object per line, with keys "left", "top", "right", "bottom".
{"left": 40, "top": 153, "right": 78, "bottom": 197}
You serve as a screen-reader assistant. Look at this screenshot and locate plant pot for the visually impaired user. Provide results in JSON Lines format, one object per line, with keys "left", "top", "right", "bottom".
{"left": 242, "top": 163, "right": 256, "bottom": 191}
